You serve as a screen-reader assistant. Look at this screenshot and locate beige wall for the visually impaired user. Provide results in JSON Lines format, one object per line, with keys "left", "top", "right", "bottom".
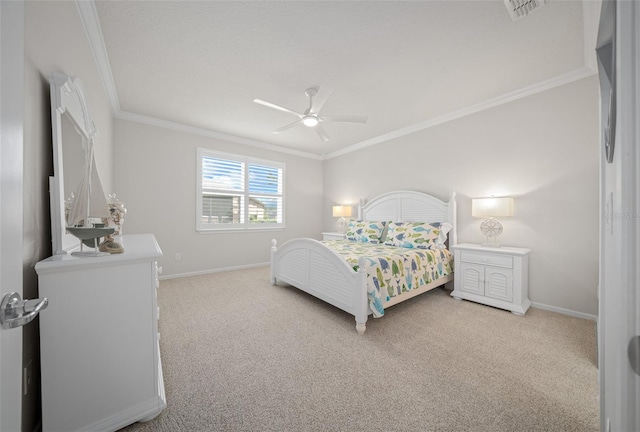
{"left": 24, "top": 2, "right": 114, "bottom": 430}
{"left": 113, "top": 118, "right": 323, "bottom": 277}
{"left": 323, "top": 76, "right": 600, "bottom": 317}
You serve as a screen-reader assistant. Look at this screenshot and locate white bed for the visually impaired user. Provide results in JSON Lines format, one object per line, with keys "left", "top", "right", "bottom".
{"left": 270, "top": 190, "right": 457, "bottom": 333}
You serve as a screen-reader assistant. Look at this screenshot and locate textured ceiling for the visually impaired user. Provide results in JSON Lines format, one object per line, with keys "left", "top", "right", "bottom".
{"left": 93, "top": 0, "right": 587, "bottom": 157}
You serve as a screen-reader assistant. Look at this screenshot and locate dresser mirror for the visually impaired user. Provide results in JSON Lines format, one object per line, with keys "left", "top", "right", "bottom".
{"left": 596, "top": 0, "right": 616, "bottom": 163}
{"left": 49, "top": 72, "right": 97, "bottom": 255}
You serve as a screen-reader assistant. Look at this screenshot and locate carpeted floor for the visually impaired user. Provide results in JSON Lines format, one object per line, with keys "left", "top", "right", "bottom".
{"left": 119, "top": 265, "right": 598, "bottom": 432}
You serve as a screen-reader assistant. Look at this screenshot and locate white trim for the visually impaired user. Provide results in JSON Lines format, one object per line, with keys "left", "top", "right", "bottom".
{"left": 530, "top": 301, "right": 597, "bottom": 321}
{"left": 197, "top": 228, "right": 284, "bottom": 234}
{"left": 324, "top": 66, "right": 596, "bottom": 159}
{"left": 115, "top": 68, "right": 596, "bottom": 162}
{"left": 116, "top": 110, "right": 322, "bottom": 160}
{"left": 582, "top": 0, "right": 601, "bottom": 73}
{"left": 159, "top": 262, "right": 269, "bottom": 281}
{"left": 1, "top": 2, "right": 25, "bottom": 430}
{"left": 75, "top": 0, "right": 120, "bottom": 113}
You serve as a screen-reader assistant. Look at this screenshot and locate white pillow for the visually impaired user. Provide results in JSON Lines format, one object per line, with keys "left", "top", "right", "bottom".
{"left": 433, "top": 222, "right": 453, "bottom": 249}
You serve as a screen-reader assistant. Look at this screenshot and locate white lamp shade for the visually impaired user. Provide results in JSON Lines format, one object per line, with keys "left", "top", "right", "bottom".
{"left": 472, "top": 197, "right": 514, "bottom": 218}
{"left": 332, "top": 205, "right": 352, "bottom": 218}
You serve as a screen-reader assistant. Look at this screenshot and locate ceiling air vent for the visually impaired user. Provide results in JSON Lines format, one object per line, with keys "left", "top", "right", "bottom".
{"left": 504, "top": 0, "right": 546, "bottom": 21}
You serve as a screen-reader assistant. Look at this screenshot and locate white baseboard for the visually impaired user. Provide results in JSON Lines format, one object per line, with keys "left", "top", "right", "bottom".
{"left": 530, "top": 301, "right": 598, "bottom": 321}
{"left": 159, "top": 262, "right": 269, "bottom": 280}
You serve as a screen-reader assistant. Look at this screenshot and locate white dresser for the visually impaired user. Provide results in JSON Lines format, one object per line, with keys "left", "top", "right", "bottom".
{"left": 450, "top": 243, "right": 531, "bottom": 315}
{"left": 35, "top": 234, "right": 166, "bottom": 432}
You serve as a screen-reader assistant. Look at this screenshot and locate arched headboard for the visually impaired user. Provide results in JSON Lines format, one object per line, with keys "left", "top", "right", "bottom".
{"left": 358, "top": 190, "right": 457, "bottom": 246}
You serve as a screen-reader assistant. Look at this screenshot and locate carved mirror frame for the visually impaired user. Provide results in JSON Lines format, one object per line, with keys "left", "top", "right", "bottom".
{"left": 49, "top": 72, "right": 97, "bottom": 255}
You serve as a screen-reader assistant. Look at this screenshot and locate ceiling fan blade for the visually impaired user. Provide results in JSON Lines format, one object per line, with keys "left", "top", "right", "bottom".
{"left": 272, "top": 120, "right": 301, "bottom": 134}
{"left": 315, "top": 125, "right": 330, "bottom": 142}
{"left": 309, "top": 86, "right": 334, "bottom": 115}
{"left": 320, "top": 115, "right": 368, "bottom": 124}
{"left": 253, "top": 99, "right": 303, "bottom": 118}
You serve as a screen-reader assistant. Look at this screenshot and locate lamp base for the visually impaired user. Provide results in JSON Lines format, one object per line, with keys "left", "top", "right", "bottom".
{"left": 337, "top": 216, "right": 347, "bottom": 234}
{"left": 481, "top": 241, "right": 502, "bottom": 248}
{"left": 480, "top": 218, "right": 503, "bottom": 248}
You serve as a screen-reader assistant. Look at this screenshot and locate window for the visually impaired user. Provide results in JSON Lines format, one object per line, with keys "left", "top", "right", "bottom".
{"left": 197, "top": 148, "right": 284, "bottom": 231}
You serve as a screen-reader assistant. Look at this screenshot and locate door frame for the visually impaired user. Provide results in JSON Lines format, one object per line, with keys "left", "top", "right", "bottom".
{"left": 0, "top": 1, "right": 25, "bottom": 431}
{"left": 599, "top": 0, "right": 640, "bottom": 431}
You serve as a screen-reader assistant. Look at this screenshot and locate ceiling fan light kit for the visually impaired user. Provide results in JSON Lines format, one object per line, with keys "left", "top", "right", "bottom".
{"left": 253, "top": 86, "right": 367, "bottom": 142}
{"left": 302, "top": 115, "right": 319, "bottom": 127}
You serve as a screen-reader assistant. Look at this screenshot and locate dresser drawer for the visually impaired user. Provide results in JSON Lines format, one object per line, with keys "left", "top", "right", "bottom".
{"left": 459, "top": 251, "right": 513, "bottom": 268}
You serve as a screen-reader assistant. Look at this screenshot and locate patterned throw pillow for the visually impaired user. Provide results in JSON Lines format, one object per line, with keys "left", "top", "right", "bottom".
{"left": 384, "top": 222, "right": 441, "bottom": 250}
{"left": 345, "top": 220, "right": 387, "bottom": 244}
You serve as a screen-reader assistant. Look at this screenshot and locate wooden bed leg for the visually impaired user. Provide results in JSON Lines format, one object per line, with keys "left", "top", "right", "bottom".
{"left": 355, "top": 322, "right": 366, "bottom": 334}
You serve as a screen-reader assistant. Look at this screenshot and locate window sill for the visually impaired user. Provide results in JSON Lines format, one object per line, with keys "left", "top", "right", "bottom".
{"left": 197, "top": 227, "right": 285, "bottom": 234}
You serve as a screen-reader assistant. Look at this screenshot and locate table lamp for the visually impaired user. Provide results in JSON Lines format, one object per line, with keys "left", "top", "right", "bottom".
{"left": 332, "top": 205, "right": 352, "bottom": 234}
{"left": 472, "top": 197, "right": 514, "bottom": 247}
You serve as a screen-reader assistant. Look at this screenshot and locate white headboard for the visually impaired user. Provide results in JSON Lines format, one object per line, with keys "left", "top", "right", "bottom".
{"left": 358, "top": 190, "right": 457, "bottom": 246}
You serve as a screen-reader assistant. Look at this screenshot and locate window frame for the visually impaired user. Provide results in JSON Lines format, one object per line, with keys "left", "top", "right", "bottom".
{"left": 196, "top": 148, "right": 285, "bottom": 233}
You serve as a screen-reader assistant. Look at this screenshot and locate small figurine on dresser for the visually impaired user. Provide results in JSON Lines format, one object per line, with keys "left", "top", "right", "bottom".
{"left": 97, "top": 193, "right": 126, "bottom": 254}
{"left": 99, "top": 235, "right": 124, "bottom": 254}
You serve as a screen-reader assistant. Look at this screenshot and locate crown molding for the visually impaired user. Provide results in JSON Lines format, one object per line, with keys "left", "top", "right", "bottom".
{"left": 582, "top": 0, "right": 601, "bottom": 73}
{"left": 114, "top": 111, "right": 323, "bottom": 160}
{"left": 75, "top": 0, "right": 120, "bottom": 114}
{"left": 323, "top": 66, "right": 596, "bottom": 160}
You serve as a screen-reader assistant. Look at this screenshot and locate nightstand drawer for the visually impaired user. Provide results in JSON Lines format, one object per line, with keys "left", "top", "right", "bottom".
{"left": 459, "top": 251, "right": 513, "bottom": 268}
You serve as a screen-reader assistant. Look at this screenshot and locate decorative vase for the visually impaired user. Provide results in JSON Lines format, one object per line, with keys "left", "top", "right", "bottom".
{"left": 107, "top": 193, "right": 127, "bottom": 236}
{"left": 64, "top": 193, "right": 75, "bottom": 226}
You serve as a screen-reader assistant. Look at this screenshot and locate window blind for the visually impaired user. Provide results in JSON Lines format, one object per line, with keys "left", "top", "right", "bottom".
{"left": 197, "top": 149, "right": 285, "bottom": 231}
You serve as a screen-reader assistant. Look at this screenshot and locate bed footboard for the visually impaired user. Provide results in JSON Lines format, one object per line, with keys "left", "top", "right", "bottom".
{"left": 271, "top": 238, "right": 369, "bottom": 333}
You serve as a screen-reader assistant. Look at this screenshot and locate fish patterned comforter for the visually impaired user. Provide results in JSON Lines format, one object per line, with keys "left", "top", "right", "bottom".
{"left": 323, "top": 240, "right": 454, "bottom": 318}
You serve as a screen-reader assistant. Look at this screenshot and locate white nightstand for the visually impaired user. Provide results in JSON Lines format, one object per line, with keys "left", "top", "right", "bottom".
{"left": 451, "top": 243, "right": 531, "bottom": 315}
{"left": 322, "top": 232, "right": 346, "bottom": 241}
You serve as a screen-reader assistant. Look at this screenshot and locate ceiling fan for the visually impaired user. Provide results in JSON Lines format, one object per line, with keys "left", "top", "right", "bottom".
{"left": 253, "top": 86, "right": 367, "bottom": 142}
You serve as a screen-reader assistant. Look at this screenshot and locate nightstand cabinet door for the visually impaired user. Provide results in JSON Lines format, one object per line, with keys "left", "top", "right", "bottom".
{"left": 485, "top": 267, "right": 513, "bottom": 302}
{"left": 460, "top": 264, "right": 485, "bottom": 295}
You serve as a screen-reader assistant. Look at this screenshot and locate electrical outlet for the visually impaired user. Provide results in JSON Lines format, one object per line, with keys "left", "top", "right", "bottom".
{"left": 23, "top": 359, "right": 33, "bottom": 396}
{"left": 174, "top": 252, "right": 181, "bottom": 261}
